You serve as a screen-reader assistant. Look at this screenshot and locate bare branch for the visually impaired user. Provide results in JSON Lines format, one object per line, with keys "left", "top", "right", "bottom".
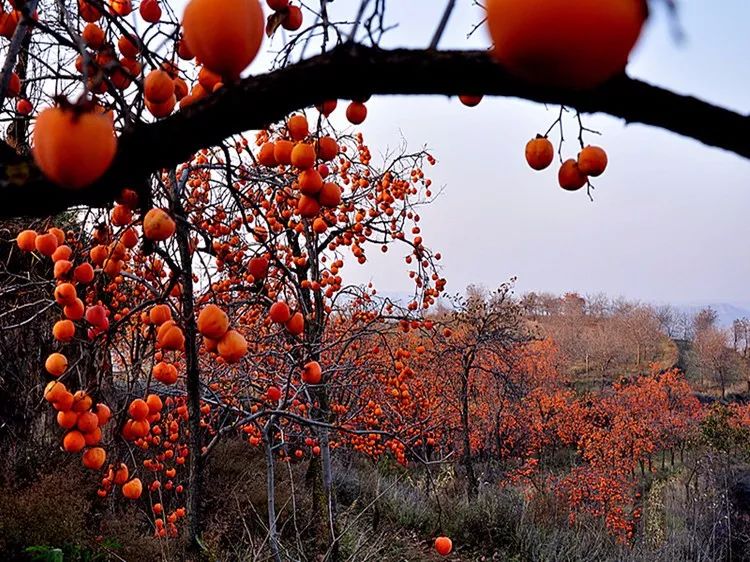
{"left": 0, "top": 44, "right": 747, "bottom": 218}
{"left": 429, "top": 0, "right": 456, "bottom": 50}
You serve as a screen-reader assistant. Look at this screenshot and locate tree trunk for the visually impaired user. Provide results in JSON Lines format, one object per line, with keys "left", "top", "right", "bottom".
{"left": 293, "top": 227, "right": 341, "bottom": 560}
{"left": 461, "top": 365, "right": 477, "bottom": 499}
{"left": 303, "top": 351, "right": 339, "bottom": 558}
{"left": 264, "top": 423, "right": 282, "bottom": 562}
{"left": 306, "top": 455, "right": 333, "bottom": 555}
{"left": 174, "top": 194, "right": 205, "bottom": 554}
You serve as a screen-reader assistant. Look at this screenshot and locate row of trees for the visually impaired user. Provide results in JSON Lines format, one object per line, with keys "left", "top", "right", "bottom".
{"left": 520, "top": 291, "right": 750, "bottom": 397}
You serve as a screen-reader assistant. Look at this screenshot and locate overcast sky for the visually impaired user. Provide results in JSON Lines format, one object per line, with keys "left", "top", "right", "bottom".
{"left": 251, "top": 2, "right": 750, "bottom": 306}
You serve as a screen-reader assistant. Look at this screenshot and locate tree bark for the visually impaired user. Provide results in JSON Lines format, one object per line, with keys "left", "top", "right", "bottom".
{"left": 264, "top": 421, "right": 282, "bottom": 562}
{"left": 173, "top": 191, "right": 205, "bottom": 554}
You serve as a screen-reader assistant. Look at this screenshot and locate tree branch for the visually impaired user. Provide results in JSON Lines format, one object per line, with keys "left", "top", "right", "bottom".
{"left": 2, "top": 44, "right": 748, "bottom": 218}
{"left": 0, "top": 0, "right": 39, "bottom": 107}
{"left": 429, "top": 0, "right": 456, "bottom": 49}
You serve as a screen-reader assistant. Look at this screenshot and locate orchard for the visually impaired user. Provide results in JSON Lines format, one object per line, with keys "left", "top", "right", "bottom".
{"left": 0, "top": 0, "right": 747, "bottom": 560}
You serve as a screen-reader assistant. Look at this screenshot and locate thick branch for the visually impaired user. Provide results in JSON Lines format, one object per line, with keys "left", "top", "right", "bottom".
{"left": 1, "top": 44, "right": 747, "bottom": 218}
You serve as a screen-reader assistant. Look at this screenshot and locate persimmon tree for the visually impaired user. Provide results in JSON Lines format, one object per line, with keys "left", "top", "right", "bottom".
{"left": 555, "top": 367, "right": 702, "bottom": 540}
{"left": 427, "top": 282, "right": 526, "bottom": 498}
{"left": 9, "top": 108, "right": 448, "bottom": 558}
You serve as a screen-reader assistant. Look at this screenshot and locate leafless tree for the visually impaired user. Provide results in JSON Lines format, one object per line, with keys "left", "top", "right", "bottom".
{"left": 694, "top": 327, "right": 742, "bottom": 398}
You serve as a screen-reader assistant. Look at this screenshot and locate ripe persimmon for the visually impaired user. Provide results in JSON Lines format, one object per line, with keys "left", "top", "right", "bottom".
{"left": 248, "top": 255, "right": 269, "bottom": 280}
{"left": 53, "top": 319, "right": 75, "bottom": 342}
{"left": 197, "top": 304, "right": 229, "bottom": 339}
{"left": 64, "top": 298, "right": 86, "bottom": 321}
{"left": 51, "top": 244, "right": 72, "bottom": 262}
{"left": 316, "top": 99, "right": 337, "bottom": 116}
{"left": 269, "top": 301, "right": 291, "bottom": 323}
{"left": 32, "top": 104, "right": 117, "bottom": 189}
{"left": 577, "top": 145, "right": 608, "bottom": 177}
{"left": 34, "top": 232, "right": 58, "bottom": 256}
{"left": 128, "top": 398, "right": 150, "bottom": 420}
{"left": 44, "top": 380, "right": 68, "bottom": 403}
{"left": 459, "top": 95, "right": 482, "bottom": 107}
{"left": 346, "top": 101, "right": 367, "bottom": 125}
{"left": 273, "top": 139, "right": 294, "bottom": 165}
{"left": 146, "top": 94, "right": 176, "bottom": 118}
{"left": 157, "top": 321, "right": 185, "bottom": 350}
{"left": 525, "top": 136, "right": 554, "bottom": 171}
{"left": 301, "top": 360, "right": 322, "bottom": 384}
{"left": 267, "top": 385, "right": 282, "bottom": 401}
{"left": 45, "top": 352, "right": 68, "bottom": 376}
{"left": 291, "top": 143, "right": 315, "bottom": 169}
{"left": 16, "top": 98, "right": 32, "bottom": 115}
{"left": 77, "top": 411, "right": 99, "bottom": 433}
{"left": 285, "top": 312, "right": 304, "bottom": 335}
{"left": 143, "top": 208, "right": 176, "bottom": 241}
{"left": 63, "top": 430, "right": 86, "bottom": 453}
{"left": 144, "top": 69, "right": 175, "bottom": 103}
{"left": 287, "top": 114, "right": 309, "bottom": 141}
{"left": 54, "top": 260, "right": 73, "bottom": 280}
{"left": 316, "top": 136, "right": 339, "bottom": 161}
{"left": 318, "top": 182, "right": 341, "bottom": 208}
{"left": 486, "top": 0, "right": 646, "bottom": 89}
{"left": 16, "top": 229, "right": 37, "bottom": 251}
{"left": 217, "top": 329, "right": 247, "bottom": 363}
{"left": 146, "top": 394, "right": 163, "bottom": 413}
{"left": 558, "top": 159, "right": 588, "bottom": 191}
{"left": 113, "top": 463, "right": 129, "bottom": 484}
{"left": 258, "top": 142, "right": 276, "bottom": 166}
{"left": 74, "top": 263, "right": 95, "bottom": 284}
{"left": 57, "top": 410, "right": 78, "bottom": 429}
{"left": 82, "top": 23, "right": 105, "bottom": 49}
{"left": 281, "top": 5, "right": 302, "bottom": 31}
{"left": 153, "top": 361, "right": 178, "bottom": 384}
{"left": 435, "top": 536, "right": 453, "bottom": 556}
{"left": 296, "top": 194, "right": 320, "bottom": 218}
{"left": 182, "top": 0, "right": 264, "bottom": 78}
{"left": 149, "top": 303, "right": 172, "bottom": 325}
{"left": 298, "top": 169, "right": 323, "bottom": 195}
{"left": 140, "top": 0, "right": 161, "bottom": 22}
{"left": 53, "top": 391, "right": 75, "bottom": 411}
{"left": 54, "top": 282, "right": 77, "bottom": 306}
{"left": 95, "top": 403, "right": 111, "bottom": 426}
{"left": 72, "top": 390, "right": 93, "bottom": 412}
{"left": 122, "top": 477, "right": 143, "bottom": 499}
{"left": 83, "top": 447, "right": 107, "bottom": 470}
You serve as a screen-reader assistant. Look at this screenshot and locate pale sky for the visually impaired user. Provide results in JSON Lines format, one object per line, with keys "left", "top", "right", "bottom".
{"left": 252, "top": 2, "right": 750, "bottom": 305}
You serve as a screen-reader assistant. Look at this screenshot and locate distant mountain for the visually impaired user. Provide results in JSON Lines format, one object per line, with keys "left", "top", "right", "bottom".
{"left": 355, "top": 290, "right": 750, "bottom": 329}
{"left": 674, "top": 303, "right": 750, "bottom": 328}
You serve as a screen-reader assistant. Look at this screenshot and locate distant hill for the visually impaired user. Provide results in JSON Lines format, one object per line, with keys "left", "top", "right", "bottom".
{"left": 675, "top": 303, "right": 750, "bottom": 328}
{"left": 366, "top": 291, "right": 750, "bottom": 329}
